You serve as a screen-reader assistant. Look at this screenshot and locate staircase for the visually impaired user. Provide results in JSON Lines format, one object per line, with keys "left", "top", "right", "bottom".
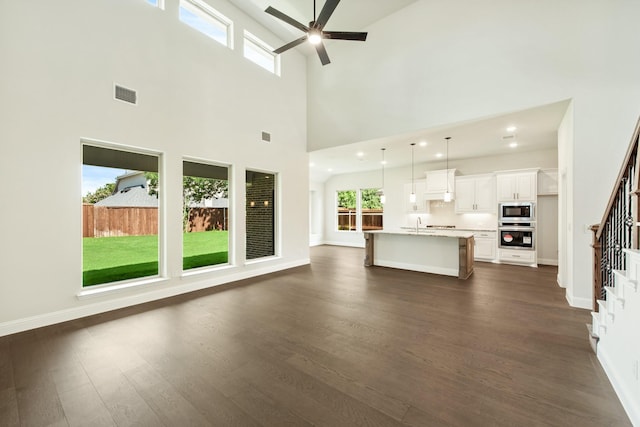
{"left": 590, "top": 118, "right": 640, "bottom": 426}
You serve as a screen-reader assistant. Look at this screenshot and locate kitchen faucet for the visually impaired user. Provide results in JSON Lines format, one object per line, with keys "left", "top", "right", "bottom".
{"left": 416, "top": 217, "right": 422, "bottom": 233}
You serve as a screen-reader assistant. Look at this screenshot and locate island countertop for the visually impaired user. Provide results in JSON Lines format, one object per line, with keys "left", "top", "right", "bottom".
{"left": 370, "top": 229, "right": 474, "bottom": 238}
{"left": 363, "top": 230, "right": 474, "bottom": 279}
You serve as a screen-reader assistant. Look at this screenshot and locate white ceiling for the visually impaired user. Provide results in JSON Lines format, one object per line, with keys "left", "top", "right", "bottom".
{"left": 223, "top": 2, "right": 570, "bottom": 183}
{"left": 309, "top": 100, "right": 571, "bottom": 182}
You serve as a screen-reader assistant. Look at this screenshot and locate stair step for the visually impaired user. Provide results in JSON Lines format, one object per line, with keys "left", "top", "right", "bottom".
{"left": 605, "top": 286, "right": 625, "bottom": 308}
{"left": 591, "top": 312, "right": 607, "bottom": 335}
{"left": 597, "top": 300, "right": 615, "bottom": 322}
{"left": 613, "top": 269, "right": 638, "bottom": 292}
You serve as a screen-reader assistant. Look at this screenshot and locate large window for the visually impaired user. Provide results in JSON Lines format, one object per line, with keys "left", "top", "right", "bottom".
{"left": 361, "top": 188, "right": 383, "bottom": 231}
{"left": 337, "top": 190, "right": 357, "bottom": 231}
{"left": 244, "top": 31, "right": 279, "bottom": 75}
{"left": 179, "top": 0, "right": 233, "bottom": 48}
{"left": 246, "top": 170, "right": 276, "bottom": 260}
{"left": 82, "top": 144, "right": 160, "bottom": 287}
{"left": 183, "top": 161, "right": 229, "bottom": 270}
{"left": 145, "top": 0, "right": 162, "bottom": 8}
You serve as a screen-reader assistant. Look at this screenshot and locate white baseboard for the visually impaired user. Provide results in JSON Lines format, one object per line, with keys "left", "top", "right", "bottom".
{"left": 323, "top": 240, "right": 365, "bottom": 248}
{"left": 565, "top": 290, "right": 592, "bottom": 310}
{"left": 598, "top": 346, "right": 640, "bottom": 426}
{"left": 309, "top": 241, "right": 325, "bottom": 247}
{"left": 0, "top": 259, "right": 310, "bottom": 338}
{"left": 556, "top": 274, "right": 566, "bottom": 288}
{"left": 537, "top": 258, "right": 558, "bottom": 266}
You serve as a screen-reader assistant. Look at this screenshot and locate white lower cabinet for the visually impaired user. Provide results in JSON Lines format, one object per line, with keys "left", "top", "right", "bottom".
{"left": 473, "top": 231, "right": 496, "bottom": 261}
{"left": 498, "top": 248, "right": 536, "bottom": 265}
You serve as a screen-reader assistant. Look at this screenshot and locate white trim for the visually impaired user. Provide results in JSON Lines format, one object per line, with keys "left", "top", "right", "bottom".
{"left": 556, "top": 273, "right": 566, "bottom": 288}
{"left": 77, "top": 277, "right": 168, "bottom": 299}
{"left": 0, "top": 259, "right": 309, "bottom": 338}
{"left": 323, "top": 240, "right": 365, "bottom": 248}
{"left": 598, "top": 347, "right": 640, "bottom": 426}
{"left": 565, "top": 290, "right": 592, "bottom": 310}
{"left": 537, "top": 258, "right": 558, "bottom": 266}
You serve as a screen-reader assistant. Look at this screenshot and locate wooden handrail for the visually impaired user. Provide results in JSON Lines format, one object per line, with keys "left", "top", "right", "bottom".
{"left": 595, "top": 117, "right": 640, "bottom": 240}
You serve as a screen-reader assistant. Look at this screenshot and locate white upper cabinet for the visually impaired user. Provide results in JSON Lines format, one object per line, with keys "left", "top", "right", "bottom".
{"left": 403, "top": 181, "right": 430, "bottom": 213}
{"left": 538, "top": 168, "right": 558, "bottom": 195}
{"left": 455, "top": 174, "right": 496, "bottom": 213}
{"left": 425, "top": 169, "right": 457, "bottom": 200}
{"left": 496, "top": 170, "right": 537, "bottom": 202}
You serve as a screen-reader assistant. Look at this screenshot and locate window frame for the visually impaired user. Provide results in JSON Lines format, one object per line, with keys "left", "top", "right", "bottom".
{"left": 336, "top": 189, "right": 358, "bottom": 232}
{"left": 182, "top": 158, "right": 232, "bottom": 274}
{"left": 80, "top": 139, "right": 165, "bottom": 290}
{"left": 179, "top": 0, "right": 234, "bottom": 49}
{"left": 145, "top": 0, "right": 164, "bottom": 9}
{"left": 243, "top": 30, "right": 280, "bottom": 75}
{"left": 360, "top": 188, "right": 384, "bottom": 231}
{"left": 245, "top": 169, "right": 278, "bottom": 261}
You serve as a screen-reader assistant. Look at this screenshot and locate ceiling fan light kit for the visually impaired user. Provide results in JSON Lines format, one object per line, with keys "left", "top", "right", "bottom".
{"left": 265, "top": 0, "right": 368, "bottom": 65}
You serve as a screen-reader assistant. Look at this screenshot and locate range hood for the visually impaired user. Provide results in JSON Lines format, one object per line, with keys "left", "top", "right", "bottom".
{"left": 424, "top": 169, "right": 457, "bottom": 201}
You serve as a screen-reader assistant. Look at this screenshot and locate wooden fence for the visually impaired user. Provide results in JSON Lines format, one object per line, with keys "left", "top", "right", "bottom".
{"left": 82, "top": 205, "right": 229, "bottom": 237}
{"left": 83, "top": 205, "right": 158, "bottom": 237}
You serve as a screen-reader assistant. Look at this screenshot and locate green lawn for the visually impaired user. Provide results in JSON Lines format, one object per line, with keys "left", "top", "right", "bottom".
{"left": 83, "top": 231, "right": 228, "bottom": 287}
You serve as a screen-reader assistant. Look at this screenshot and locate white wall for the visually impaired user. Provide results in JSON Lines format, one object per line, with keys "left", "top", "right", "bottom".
{"left": 322, "top": 148, "right": 558, "bottom": 247}
{"left": 306, "top": 0, "right": 640, "bottom": 308}
{"left": 309, "top": 180, "right": 324, "bottom": 246}
{"left": 0, "top": 0, "right": 308, "bottom": 334}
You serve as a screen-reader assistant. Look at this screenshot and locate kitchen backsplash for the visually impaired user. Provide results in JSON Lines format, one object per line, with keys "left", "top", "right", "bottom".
{"left": 405, "top": 201, "right": 498, "bottom": 230}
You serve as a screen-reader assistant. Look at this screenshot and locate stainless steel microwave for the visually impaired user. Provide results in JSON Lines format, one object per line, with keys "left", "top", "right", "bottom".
{"left": 499, "top": 202, "right": 535, "bottom": 222}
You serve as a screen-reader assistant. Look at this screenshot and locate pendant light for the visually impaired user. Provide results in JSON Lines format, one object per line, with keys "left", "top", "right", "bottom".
{"left": 377, "top": 148, "right": 386, "bottom": 204}
{"left": 444, "top": 137, "right": 452, "bottom": 202}
{"left": 409, "top": 143, "right": 417, "bottom": 203}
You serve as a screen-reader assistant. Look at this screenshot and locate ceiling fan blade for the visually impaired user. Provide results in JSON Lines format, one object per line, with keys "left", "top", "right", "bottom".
{"left": 273, "top": 36, "right": 308, "bottom": 54}
{"left": 265, "top": 6, "right": 309, "bottom": 33}
{"left": 315, "top": 0, "right": 340, "bottom": 29}
{"left": 323, "top": 31, "right": 368, "bottom": 41}
{"left": 315, "top": 42, "right": 331, "bottom": 65}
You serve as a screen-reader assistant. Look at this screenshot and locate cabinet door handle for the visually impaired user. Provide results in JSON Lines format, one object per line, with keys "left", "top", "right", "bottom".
{"left": 512, "top": 254, "right": 520, "bottom": 258}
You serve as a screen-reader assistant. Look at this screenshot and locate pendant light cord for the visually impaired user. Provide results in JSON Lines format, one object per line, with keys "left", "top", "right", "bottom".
{"left": 411, "top": 143, "right": 416, "bottom": 193}
{"left": 445, "top": 137, "right": 451, "bottom": 193}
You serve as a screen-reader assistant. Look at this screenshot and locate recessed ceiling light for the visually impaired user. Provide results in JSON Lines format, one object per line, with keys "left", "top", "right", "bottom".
{"left": 506, "top": 126, "right": 517, "bottom": 132}
{"left": 435, "top": 152, "right": 443, "bottom": 158}
{"left": 356, "top": 151, "right": 364, "bottom": 157}
{"left": 509, "top": 142, "right": 518, "bottom": 148}
{"left": 309, "top": 162, "right": 315, "bottom": 167}
{"left": 381, "top": 160, "right": 387, "bottom": 165}
{"left": 419, "top": 141, "right": 427, "bottom": 147}
{"left": 327, "top": 168, "right": 333, "bottom": 172}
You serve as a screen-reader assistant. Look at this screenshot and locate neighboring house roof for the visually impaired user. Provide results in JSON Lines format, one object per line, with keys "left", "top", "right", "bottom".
{"left": 95, "top": 186, "right": 158, "bottom": 207}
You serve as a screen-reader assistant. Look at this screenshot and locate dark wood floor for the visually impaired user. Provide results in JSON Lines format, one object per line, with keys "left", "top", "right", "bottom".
{"left": 0, "top": 246, "right": 632, "bottom": 426}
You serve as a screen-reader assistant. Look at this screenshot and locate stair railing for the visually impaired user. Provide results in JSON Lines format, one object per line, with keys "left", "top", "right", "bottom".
{"left": 591, "top": 117, "right": 640, "bottom": 311}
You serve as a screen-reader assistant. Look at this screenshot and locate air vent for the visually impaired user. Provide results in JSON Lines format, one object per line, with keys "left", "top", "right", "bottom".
{"left": 114, "top": 84, "right": 137, "bottom": 105}
{"left": 261, "top": 131, "right": 271, "bottom": 143}
{"left": 502, "top": 134, "right": 515, "bottom": 140}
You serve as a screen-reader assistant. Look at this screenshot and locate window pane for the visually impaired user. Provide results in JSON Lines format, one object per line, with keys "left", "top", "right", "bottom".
{"left": 179, "top": 0, "right": 230, "bottom": 47}
{"left": 82, "top": 145, "right": 159, "bottom": 287}
{"left": 146, "top": 0, "right": 159, "bottom": 6}
{"left": 337, "top": 190, "right": 357, "bottom": 231}
{"left": 244, "top": 31, "right": 277, "bottom": 74}
{"left": 246, "top": 170, "right": 276, "bottom": 259}
{"left": 183, "top": 161, "right": 229, "bottom": 270}
{"left": 361, "top": 188, "right": 383, "bottom": 231}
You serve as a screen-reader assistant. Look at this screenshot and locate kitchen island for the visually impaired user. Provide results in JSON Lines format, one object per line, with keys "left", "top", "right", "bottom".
{"left": 363, "top": 230, "right": 474, "bottom": 279}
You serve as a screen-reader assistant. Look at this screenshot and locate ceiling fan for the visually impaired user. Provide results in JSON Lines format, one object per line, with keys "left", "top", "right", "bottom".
{"left": 265, "top": 0, "right": 368, "bottom": 66}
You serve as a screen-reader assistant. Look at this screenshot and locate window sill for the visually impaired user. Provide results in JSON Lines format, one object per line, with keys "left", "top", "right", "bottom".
{"left": 181, "top": 263, "right": 233, "bottom": 278}
{"left": 77, "top": 276, "right": 168, "bottom": 300}
{"left": 245, "top": 255, "right": 280, "bottom": 265}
